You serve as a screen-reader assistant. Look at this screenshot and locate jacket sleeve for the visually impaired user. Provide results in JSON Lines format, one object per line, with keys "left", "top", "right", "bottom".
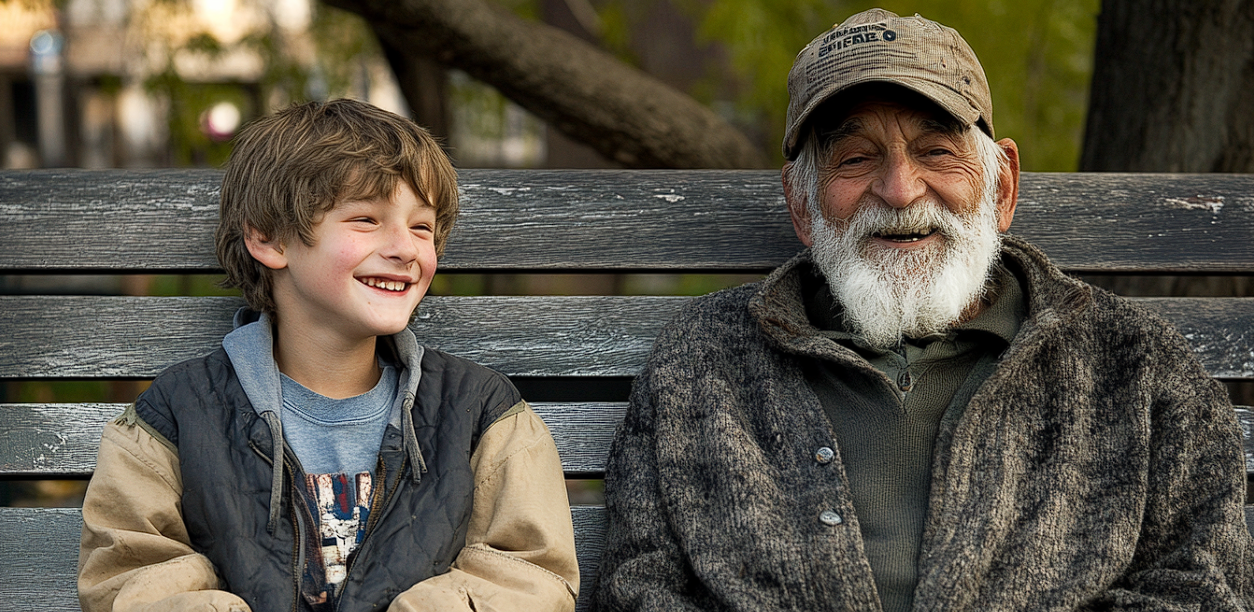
{"left": 79, "top": 411, "right": 251, "bottom": 612}
{"left": 1083, "top": 347, "right": 1254, "bottom": 610}
{"left": 589, "top": 368, "right": 711, "bottom": 612}
{"left": 388, "top": 401, "right": 579, "bottom": 612}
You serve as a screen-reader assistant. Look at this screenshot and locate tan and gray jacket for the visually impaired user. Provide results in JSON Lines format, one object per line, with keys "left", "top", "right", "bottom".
{"left": 593, "top": 236, "right": 1253, "bottom": 611}
{"left": 79, "top": 324, "right": 578, "bottom": 612}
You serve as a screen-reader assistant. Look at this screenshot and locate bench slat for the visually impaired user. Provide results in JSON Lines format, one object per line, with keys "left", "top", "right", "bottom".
{"left": 0, "top": 505, "right": 607, "bottom": 612}
{"left": 2, "top": 504, "right": 1251, "bottom": 612}
{"left": 1238, "top": 407, "right": 1254, "bottom": 476}
{"left": 0, "top": 295, "right": 683, "bottom": 379}
{"left": 2, "top": 170, "right": 1253, "bottom": 274}
{"left": 1, "top": 402, "right": 1247, "bottom": 480}
{"left": 2, "top": 295, "right": 1252, "bottom": 380}
{"left": 0, "top": 402, "right": 625, "bottom": 478}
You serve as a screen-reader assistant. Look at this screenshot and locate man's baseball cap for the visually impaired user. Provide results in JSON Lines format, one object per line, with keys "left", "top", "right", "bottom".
{"left": 783, "top": 8, "right": 993, "bottom": 160}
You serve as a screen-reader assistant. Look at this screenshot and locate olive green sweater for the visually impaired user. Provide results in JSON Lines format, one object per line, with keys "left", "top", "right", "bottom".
{"left": 802, "top": 264, "right": 1025, "bottom": 612}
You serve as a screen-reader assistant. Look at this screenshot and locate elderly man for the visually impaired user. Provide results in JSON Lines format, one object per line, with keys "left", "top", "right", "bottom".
{"left": 591, "top": 8, "right": 1252, "bottom": 612}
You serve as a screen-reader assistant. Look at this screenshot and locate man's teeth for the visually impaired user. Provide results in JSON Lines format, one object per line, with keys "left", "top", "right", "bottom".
{"left": 362, "top": 278, "right": 408, "bottom": 291}
{"left": 874, "top": 229, "right": 936, "bottom": 242}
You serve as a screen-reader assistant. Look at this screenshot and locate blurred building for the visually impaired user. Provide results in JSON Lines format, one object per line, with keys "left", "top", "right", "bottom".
{"left": 0, "top": 0, "right": 411, "bottom": 169}
{"left": 0, "top": 0, "right": 733, "bottom": 170}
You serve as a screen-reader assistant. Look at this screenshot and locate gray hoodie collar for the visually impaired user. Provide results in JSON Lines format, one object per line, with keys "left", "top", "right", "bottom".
{"left": 221, "top": 308, "right": 426, "bottom": 418}
{"left": 220, "top": 308, "right": 429, "bottom": 531}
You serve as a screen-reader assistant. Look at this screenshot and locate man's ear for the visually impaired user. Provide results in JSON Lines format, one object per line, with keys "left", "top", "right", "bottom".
{"left": 782, "top": 164, "right": 814, "bottom": 247}
{"left": 244, "top": 226, "right": 288, "bottom": 270}
{"left": 995, "top": 138, "right": 1020, "bottom": 233}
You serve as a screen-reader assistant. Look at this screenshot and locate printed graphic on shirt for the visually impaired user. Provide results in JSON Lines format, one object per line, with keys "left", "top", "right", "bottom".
{"left": 300, "top": 472, "right": 372, "bottom": 609}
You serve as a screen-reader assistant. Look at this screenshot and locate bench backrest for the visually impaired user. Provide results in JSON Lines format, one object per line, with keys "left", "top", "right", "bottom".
{"left": 2, "top": 169, "right": 1252, "bottom": 612}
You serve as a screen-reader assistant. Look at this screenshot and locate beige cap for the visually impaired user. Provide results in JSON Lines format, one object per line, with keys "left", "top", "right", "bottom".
{"left": 783, "top": 8, "right": 993, "bottom": 160}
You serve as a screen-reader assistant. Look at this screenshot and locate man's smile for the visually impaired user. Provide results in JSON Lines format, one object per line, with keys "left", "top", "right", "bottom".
{"left": 872, "top": 228, "right": 938, "bottom": 243}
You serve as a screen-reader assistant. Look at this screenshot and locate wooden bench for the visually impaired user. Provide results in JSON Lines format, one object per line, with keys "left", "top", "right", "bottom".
{"left": 1, "top": 169, "right": 1252, "bottom": 611}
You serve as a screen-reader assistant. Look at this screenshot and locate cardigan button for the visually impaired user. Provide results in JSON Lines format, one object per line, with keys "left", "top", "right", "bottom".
{"left": 819, "top": 510, "right": 843, "bottom": 526}
{"left": 815, "top": 446, "right": 835, "bottom": 464}
{"left": 898, "top": 370, "right": 913, "bottom": 392}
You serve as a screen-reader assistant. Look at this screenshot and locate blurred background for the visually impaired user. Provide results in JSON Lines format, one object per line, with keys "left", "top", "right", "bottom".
{"left": 0, "top": 0, "right": 1104, "bottom": 172}
{"left": 1, "top": 0, "right": 1250, "bottom": 507}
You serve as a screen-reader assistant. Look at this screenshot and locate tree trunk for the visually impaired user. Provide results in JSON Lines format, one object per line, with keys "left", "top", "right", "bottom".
{"left": 1080, "top": 0, "right": 1254, "bottom": 409}
{"left": 1081, "top": 0, "right": 1254, "bottom": 172}
{"left": 323, "top": 0, "right": 768, "bottom": 169}
{"left": 380, "top": 40, "right": 451, "bottom": 144}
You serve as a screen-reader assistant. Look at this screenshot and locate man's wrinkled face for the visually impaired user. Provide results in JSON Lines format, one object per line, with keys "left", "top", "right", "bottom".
{"left": 798, "top": 96, "right": 1013, "bottom": 349}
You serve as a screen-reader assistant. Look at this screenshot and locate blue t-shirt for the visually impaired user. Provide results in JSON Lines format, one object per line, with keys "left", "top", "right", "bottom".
{"left": 280, "top": 362, "right": 399, "bottom": 608}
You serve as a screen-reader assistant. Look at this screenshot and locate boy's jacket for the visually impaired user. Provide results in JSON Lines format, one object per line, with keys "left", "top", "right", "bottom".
{"left": 79, "top": 324, "right": 577, "bottom": 612}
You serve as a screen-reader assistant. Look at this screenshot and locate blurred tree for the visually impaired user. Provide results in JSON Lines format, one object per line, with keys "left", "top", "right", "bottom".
{"left": 329, "top": 0, "right": 1099, "bottom": 170}
{"left": 322, "top": 0, "right": 768, "bottom": 168}
{"left": 133, "top": 0, "right": 382, "bottom": 166}
{"left": 1081, "top": 0, "right": 1254, "bottom": 172}
{"left": 79, "top": 0, "right": 1100, "bottom": 170}
{"left": 1077, "top": 0, "right": 1253, "bottom": 406}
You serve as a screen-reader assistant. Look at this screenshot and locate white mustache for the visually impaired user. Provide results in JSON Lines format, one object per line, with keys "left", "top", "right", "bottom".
{"left": 838, "top": 198, "right": 974, "bottom": 246}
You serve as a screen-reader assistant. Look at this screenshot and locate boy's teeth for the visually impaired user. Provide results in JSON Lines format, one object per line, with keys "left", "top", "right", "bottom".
{"left": 364, "top": 278, "right": 406, "bottom": 291}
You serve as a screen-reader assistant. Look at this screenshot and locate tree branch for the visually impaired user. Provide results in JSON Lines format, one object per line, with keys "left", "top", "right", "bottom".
{"left": 323, "top": 0, "right": 769, "bottom": 168}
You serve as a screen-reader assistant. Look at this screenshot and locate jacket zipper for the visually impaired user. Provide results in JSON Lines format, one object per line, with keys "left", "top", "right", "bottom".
{"left": 288, "top": 473, "right": 305, "bottom": 612}
{"left": 250, "top": 441, "right": 307, "bottom": 612}
{"left": 334, "top": 454, "right": 408, "bottom": 612}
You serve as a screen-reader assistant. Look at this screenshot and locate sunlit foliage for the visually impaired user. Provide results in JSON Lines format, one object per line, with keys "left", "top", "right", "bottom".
{"left": 596, "top": 0, "right": 1098, "bottom": 171}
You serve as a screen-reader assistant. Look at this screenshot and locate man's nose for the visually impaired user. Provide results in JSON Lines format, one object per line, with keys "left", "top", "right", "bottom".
{"left": 872, "top": 151, "right": 926, "bottom": 208}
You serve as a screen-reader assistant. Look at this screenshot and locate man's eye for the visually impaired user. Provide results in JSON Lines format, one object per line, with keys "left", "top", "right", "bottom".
{"left": 927, "top": 148, "right": 953, "bottom": 157}
{"left": 839, "top": 156, "right": 867, "bottom": 167}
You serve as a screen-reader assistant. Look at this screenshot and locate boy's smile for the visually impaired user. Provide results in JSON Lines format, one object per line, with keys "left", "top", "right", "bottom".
{"left": 252, "top": 180, "right": 438, "bottom": 365}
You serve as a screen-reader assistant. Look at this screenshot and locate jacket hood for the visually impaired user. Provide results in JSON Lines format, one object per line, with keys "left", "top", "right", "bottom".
{"left": 221, "top": 308, "right": 426, "bottom": 418}
{"left": 220, "top": 307, "right": 428, "bottom": 531}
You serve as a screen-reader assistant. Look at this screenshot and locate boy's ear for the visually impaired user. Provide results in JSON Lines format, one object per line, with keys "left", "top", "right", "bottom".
{"left": 244, "top": 226, "right": 288, "bottom": 270}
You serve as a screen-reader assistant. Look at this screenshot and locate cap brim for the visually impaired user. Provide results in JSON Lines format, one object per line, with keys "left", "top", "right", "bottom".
{"left": 783, "top": 76, "right": 983, "bottom": 160}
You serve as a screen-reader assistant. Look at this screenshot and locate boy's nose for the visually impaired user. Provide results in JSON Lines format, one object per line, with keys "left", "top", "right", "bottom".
{"left": 382, "top": 224, "right": 420, "bottom": 265}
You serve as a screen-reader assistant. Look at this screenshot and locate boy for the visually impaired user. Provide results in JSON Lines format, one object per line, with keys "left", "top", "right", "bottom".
{"left": 78, "top": 99, "right": 579, "bottom": 612}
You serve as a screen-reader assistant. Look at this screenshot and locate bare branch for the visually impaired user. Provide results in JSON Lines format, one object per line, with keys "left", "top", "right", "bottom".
{"left": 323, "top": 0, "right": 769, "bottom": 168}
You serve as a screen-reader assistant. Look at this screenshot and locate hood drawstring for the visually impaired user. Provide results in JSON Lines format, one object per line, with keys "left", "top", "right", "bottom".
{"left": 261, "top": 411, "right": 285, "bottom": 534}
{"left": 400, "top": 394, "right": 427, "bottom": 483}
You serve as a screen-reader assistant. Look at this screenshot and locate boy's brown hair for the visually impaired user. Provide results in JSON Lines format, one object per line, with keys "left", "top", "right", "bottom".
{"left": 215, "top": 98, "right": 458, "bottom": 315}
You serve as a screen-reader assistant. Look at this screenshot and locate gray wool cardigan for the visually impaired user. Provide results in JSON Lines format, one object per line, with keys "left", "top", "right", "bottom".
{"left": 591, "top": 235, "right": 1253, "bottom": 612}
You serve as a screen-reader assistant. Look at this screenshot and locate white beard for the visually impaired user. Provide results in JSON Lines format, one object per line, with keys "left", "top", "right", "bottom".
{"left": 808, "top": 190, "right": 1003, "bottom": 349}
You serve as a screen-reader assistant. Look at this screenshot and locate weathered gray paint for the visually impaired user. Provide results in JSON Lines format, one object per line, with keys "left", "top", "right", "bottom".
{"left": 3, "top": 168, "right": 1252, "bottom": 612}
{"left": 0, "top": 402, "right": 625, "bottom": 478}
{"left": 2, "top": 169, "right": 1253, "bottom": 273}
{"left": 2, "top": 295, "right": 1250, "bottom": 380}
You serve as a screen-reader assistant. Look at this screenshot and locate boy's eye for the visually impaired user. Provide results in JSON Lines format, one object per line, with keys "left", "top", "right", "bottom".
{"left": 350, "top": 216, "right": 378, "bottom": 224}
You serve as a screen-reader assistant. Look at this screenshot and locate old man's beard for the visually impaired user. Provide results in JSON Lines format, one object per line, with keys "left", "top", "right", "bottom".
{"left": 808, "top": 190, "right": 1002, "bottom": 350}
